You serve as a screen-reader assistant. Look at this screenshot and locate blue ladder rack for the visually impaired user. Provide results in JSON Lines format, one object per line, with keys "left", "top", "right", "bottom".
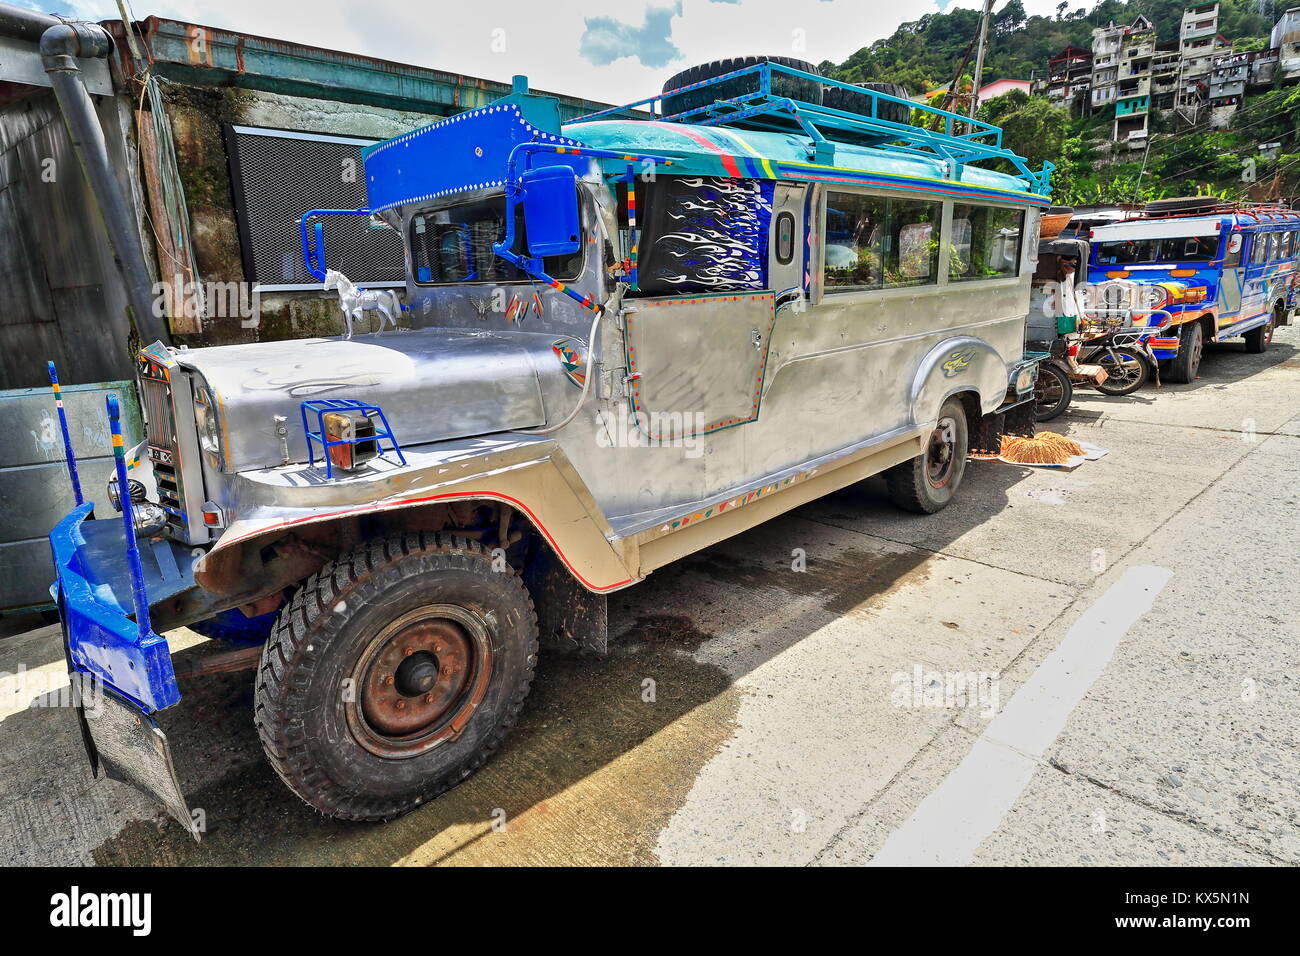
{"left": 300, "top": 399, "right": 407, "bottom": 480}
{"left": 574, "top": 61, "right": 1051, "bottom": 195}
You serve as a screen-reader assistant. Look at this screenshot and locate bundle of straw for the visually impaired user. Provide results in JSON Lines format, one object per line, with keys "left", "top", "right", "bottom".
{"left": 1000, "top": 431, "right": 1084, "bottom": 465}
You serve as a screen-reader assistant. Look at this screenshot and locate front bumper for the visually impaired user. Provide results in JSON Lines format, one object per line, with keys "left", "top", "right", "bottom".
{"left": 50, "top": 502, "right": 199, "bottom": 838}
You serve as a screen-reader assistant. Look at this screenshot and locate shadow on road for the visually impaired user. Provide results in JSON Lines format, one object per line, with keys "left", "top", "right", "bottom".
{"left": 69, "top": 459, "right": 1031, "bottom": 865}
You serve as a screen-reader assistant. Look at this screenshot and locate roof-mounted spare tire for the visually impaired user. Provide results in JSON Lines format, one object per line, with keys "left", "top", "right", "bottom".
{"left": 1143, "top": 196, "right": 1228, "bottom": 217}
{"left": 661, "top": 56, "right": 822, "bottom": 119}
{"left": 822, "top": 82, "right": 911, "bottom": 126}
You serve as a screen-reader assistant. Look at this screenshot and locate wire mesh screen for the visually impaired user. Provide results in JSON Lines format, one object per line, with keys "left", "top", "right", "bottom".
{"left": 226, "top": 126, "right": 404, "bottom": 288}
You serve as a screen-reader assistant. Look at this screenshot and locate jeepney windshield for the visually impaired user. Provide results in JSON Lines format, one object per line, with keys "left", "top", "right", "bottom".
{"left": 410, "top": 196, "right": 583, "bottom": 285}
{"left": 1095, "top": 234, "right": 1220, "bottom": 266}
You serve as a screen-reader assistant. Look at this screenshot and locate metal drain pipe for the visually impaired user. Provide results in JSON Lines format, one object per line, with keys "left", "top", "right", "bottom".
{"left": 0, "top": 3, "right": 169, "bottom": 344}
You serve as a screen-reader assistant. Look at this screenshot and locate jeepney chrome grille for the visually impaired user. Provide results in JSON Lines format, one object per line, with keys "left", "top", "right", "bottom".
{"left": 139, "top": 376, "right": 185, "bottom": 533}
{"left": 140, "top": 377, "right": 176, "bottom": 450}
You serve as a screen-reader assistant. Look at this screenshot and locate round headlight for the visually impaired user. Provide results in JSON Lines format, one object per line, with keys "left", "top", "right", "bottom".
{"left": 193, "top": 385, "right": 222, "bottom": 462}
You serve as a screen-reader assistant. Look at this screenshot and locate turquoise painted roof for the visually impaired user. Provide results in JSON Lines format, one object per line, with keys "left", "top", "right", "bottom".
{"left": 564, "top": 119, "right": 1047, "bottom": 206}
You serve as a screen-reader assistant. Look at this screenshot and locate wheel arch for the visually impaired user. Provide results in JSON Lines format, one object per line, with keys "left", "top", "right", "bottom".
{"left": 187, "top": 451, "right": 638, "bottom": 632}
{"left": 910, "top": 336, "right": 1009, "bottom": 425}
{"left": 194, "top": 491, "right": 633, "bottom": 603}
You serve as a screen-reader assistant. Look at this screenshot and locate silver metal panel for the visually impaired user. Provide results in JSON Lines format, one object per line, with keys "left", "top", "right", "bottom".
{"left": 176, "top": 329, "right": 555, "bottom": 472}
{"left": 767, "top": 182, "right": 806, "bottom": 294}
{"left": 0, "top": 379, "right": 139, "bottom": 611}
{"left": 622, "top": 292, "right": 775, "bottom": 436}
{"left": 0, "top": 36, "right": 113, "bottom": 96}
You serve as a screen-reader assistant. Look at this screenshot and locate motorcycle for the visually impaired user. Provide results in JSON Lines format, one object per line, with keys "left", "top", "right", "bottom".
{"left": 1079, "top": 327, "right": 1152, "bottom": 397}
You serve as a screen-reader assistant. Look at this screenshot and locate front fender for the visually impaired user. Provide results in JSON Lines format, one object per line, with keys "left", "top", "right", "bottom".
{"left": 910, "top": 336, "right": 1009, "bottom": 424}
{"left": 197, "top": 434, "right": 637, "bottom": 595}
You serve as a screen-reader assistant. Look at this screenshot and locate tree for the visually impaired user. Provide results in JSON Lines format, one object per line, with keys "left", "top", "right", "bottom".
{"left": 977, "top": 91, "right": 1070, "bottom": 170}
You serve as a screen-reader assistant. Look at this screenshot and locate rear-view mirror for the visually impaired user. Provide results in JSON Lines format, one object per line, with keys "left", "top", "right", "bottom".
{"left": 521, "top": 165, "right": 580, "bottom": 258}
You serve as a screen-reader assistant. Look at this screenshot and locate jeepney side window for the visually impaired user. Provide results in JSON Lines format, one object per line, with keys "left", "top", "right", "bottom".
{"left": 409, "top": 197, "right": 582, "bottom": 285}
{"left": 631, "top": 175, "right": 773, "bottom": 296}
{"left": 1283, "top": 231, "right": 1297, "bottom": 259}
{"left": 822, "top": 193, "right": 941, "bottom": 291}
{"left": 888, "top": 198, "right": 942, "bottom": 287}
{"left": 823, "top": 191, "right": 885, "bottom": 291}
{"left": 1177, "top": 235, "right": 1218, "bottom": 260}
{"left": 949, "top": 204, "right": 1024, "bottom": 281}
{"left": 1249, "top": 233, "right": 1268, "bottom": 265}
{"left": 1224, "top": 233, "right": 1243, "bottom": 267}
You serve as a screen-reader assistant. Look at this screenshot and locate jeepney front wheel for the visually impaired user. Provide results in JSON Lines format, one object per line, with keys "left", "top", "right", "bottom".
{"left": 886, "top": 398, "right": 969, "bottom": 515}
{"left": 1165, "top": 320, "right": 1204, "bottom": 383}
{"left": 254, "top": 532, "right": 538, "bottom": 822}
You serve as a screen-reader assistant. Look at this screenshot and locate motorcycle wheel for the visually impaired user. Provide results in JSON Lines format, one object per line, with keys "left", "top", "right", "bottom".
{"left": 1093, "top": 346, "right": 1148, "bottom": 396}
{"left": 1033, "top": 362, "right": 1073, "bottom": 421}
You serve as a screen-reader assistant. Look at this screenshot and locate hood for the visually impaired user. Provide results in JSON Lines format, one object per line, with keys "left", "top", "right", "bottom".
{"left": 176, "top": 328, "right": 567, "bottom": 472}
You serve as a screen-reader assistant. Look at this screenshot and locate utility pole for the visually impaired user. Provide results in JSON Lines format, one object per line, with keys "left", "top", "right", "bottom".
{"left": 969, "top": 0, "right": 994, "bottom": 119}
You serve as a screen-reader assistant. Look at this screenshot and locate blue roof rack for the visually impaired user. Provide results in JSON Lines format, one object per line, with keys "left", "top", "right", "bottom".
{"left": 574, "top": 61, "right": 1051, "bottom": 196}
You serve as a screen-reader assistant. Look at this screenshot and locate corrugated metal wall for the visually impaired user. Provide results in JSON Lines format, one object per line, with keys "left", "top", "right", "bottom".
{"left": 0, "top": 88, "right": 141, "bottom": 612}
{"left": 0, "top": 90, "right": 136, "bottom": 392}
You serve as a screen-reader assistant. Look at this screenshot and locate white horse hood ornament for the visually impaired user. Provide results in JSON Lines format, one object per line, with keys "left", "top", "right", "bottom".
{"left": 324, "top": 269, "right": 401, "bottom": 339}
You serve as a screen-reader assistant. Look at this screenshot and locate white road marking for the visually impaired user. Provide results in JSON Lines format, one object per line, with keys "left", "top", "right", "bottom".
{"left": 868, "top": 565, "right": 1173, "bottom": 866}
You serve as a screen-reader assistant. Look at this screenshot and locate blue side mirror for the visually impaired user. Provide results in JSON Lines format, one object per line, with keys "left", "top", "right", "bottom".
{"left": 521, "top": 165, "right": 580, "bottom": 258}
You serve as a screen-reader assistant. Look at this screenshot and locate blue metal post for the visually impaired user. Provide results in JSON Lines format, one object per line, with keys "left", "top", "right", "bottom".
{"left": 47, "top": 361, "right": 84, "bottom": 506}
{"left": 106, "top": 394, "right": 151, "bottom": 640}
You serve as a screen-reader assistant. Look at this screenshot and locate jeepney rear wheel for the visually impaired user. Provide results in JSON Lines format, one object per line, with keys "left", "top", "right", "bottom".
{"left": 1166, "top": 320, "right": 1204, "bottom": 383}
{"left": 1243, "top": 310, "right": 1278, "bottom": 354}
{"left": 253, "top": 532, "right": 538, "bottom": 822}
{"left": 886, "top": 398, "right": 969, "bottom": 515}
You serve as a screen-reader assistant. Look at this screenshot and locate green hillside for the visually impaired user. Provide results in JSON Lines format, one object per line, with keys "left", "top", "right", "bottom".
{"left": 821, "top": 1, "right": 1300, "bottom": 202}
{"left": 819, "top": 1, "right": 1274, "bottom": 94}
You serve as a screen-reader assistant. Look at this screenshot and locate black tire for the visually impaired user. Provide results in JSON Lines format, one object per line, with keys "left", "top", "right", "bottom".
{"left": 1094, "top": 346, "right": 1149, "bottom": 395}
{"left": 661, "top": 56, "right": 822, "bottom": 118}
{"left": 1143, "top": 196, "right": 1225, "bottom": 217}
{"left": 1165, "top": 320, "right": 1204, "bottom": 383}
{"left": 189, "top": 607, "right": 278, "bottom": 646}
{"left": 1033, "top": 362, "right": 1073, "bottom": 421}
{"left": 1244, "top": 307, "right": 1280, "bottom": 353}
{"left": 886, "top": 398, "right": 969, "bottom": 514}
{"left": 822, "top": 82, "right": 911, "bottom": 125}
{"left": 254, "top": 532, "right": 538, "bottom": 822}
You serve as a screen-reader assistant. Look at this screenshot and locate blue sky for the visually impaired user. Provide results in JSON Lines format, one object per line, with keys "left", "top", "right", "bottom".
{"left": 53, "top": 0, "right": 1067, "bottom": 105}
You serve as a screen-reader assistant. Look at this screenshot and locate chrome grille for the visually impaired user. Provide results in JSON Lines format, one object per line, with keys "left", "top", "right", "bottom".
{"left": 140, "top": 376, "right": 176, "bottom": 450}
{"left": 139, "top": 375, "right": 185, "bottom": 533}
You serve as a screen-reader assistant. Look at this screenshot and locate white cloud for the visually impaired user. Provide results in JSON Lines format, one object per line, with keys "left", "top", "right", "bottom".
{"left": 67, "top": 0, "right": 1072, "bottom": 106}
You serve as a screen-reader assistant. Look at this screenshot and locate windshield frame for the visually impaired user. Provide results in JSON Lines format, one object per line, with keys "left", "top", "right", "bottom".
{"left": 408, "top": 190, "right": 587, "bottom": 287}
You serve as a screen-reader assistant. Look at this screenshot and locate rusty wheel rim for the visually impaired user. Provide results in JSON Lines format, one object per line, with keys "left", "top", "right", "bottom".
{"left": 348, "top": 605, "right": 492, "bottom": 758}
{"left": 926, "top": 416, "right": 958, "bottom": 489}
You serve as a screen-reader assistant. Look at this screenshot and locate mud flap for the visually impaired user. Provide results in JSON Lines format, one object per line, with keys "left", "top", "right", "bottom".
{"left": 74, "top": 676, "right": 199, "bottom": 841}
{"left": 523, "top": 545, "right": 608, "bottom": 654}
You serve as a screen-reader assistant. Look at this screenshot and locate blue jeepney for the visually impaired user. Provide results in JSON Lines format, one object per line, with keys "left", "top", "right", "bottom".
{"left": 1087, "top": 203, "right": 1299, "bottom": 382}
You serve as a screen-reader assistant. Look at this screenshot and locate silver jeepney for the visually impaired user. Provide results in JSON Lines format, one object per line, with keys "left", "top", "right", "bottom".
{"left": 53, "top": 65, "right": 1049, "bottom": 827}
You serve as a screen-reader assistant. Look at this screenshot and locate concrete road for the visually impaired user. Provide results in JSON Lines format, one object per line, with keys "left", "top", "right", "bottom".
{"left": 2, "top": 327, "right": 1297, "bottom": 866}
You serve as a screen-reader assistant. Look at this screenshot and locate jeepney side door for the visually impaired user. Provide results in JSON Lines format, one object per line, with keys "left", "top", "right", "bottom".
{"left": 621, "top": 291, "right": 776, "bottom": 438}
{"left": 1218, "top": 231, "right": 1244, "bottom": 317}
